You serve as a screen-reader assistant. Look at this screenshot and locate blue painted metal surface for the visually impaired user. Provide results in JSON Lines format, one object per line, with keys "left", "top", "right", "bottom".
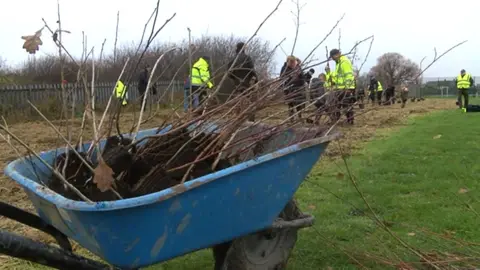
{"left": 4, "top": 124, "right": 336, "bottom": 268}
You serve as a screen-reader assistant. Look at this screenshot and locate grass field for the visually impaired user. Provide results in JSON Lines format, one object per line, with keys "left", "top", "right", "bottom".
{"left": 3, "top": 99, "right": 479, "bottom": 269}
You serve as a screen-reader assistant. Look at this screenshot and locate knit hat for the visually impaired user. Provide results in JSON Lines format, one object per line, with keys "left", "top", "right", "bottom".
{"left": 329, "top": 49, "right": 340, "bottom": 58}
{"left": 236, "top": 42, "right": 245, "bottom": 53}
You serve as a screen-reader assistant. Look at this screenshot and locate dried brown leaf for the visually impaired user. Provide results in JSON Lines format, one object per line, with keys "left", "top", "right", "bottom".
{"left": 433, "top": 134, "right": 442, "bottom": 139}
{"left": 93, "top": 160, "right": 114, "bottom": 192}
{"left": 336, "top": 172, "right": 344, "bottom": 180}
{"left": 458, "top": 188, "right": 468, "bottom": 194}
{"left": 21, "top": 28, "right": 43, "bottom": 54}
{"left": 308, "top": 204, "right": 316, "bottom": 210}
{"left": 407, "top": 232, "right": 415, "bottom": 236}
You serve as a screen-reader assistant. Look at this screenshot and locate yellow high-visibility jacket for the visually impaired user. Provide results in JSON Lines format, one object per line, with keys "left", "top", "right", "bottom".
{"left": 377, "top": 81, "right": 383, "bottom": 91}
{"left": 325, "top": 71, "right": 336, "bottom": 91}
{"left": 333, "top": 55, "right": 355, "bottom": 90}
{"left": 115, "top": 80, "right": 127, "bottom": 105}
{"left": 191, "top": 57, "right": 213, "bottom": 89}
{"left": 457, "top": 73, "right": 472, "bottom": 89}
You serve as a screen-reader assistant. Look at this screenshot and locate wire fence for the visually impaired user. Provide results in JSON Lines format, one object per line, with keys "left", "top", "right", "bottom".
{"left": 419, "top": 77, "right": 480, "bottom": 98}
{"left": 1, "top": 76, "right": 478, "bottom": 115}
{"left": 0, "top": 81, "right": 184, "bottom": 110}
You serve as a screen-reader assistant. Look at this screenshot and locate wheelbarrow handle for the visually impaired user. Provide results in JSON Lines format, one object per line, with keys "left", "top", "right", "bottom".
{"left": 0, "top": 229, "right": 114, "bottom": 270}
{"left": 0, "top": 201, "right": 71, "bottom": 251}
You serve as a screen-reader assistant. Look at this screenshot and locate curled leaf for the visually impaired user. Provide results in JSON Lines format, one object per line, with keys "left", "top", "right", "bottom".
{"left": 21, "top": 27, "right": 44, "bottom": 54}
{"left": 433, "top": 134, "right": 442, "bottom": 139}
{"left": 93, "top": 159, "right": 114, "bottom": 192}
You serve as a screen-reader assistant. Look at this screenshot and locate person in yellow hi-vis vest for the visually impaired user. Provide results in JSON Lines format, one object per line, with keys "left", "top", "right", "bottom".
{"left": 115, "top": 80, "right": 127, "bottom": 106}
{"left": 190, "top": 56, "right": 214, "bottom": 107}
{"left": 327, "top": 49, "right": 356, "bottom": 124}
{"left": 376, "top": 80, "right": 384, "bottom": 105}
{"left": 454, "top": 69, "right": 474, "bottom": 112}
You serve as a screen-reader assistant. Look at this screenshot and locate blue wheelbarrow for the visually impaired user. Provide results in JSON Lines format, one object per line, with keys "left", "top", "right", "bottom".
{"left": 0, "top": 123, "right": 337, "bottom": 269}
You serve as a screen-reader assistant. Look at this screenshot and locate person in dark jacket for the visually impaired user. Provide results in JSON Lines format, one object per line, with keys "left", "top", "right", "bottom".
{"left": 310, "top": 73, "right": 327, "bottom": 109}
{"left": 228, "top": 42, "right": 257, "bottom": 121}
{"left": 137, "top": 65, "right": 157, "bottom": 111}
{"left": 385, "top": 84, "right": 395, "bottom": 105}
{"left": 228, "top": 42, "right": 257, "bottom": 92}
{"left": 368, "top": 75, "right": 378, "bottom": 104}
{"left": 138, "top": 65, "right": 157, "bottom": 96}
{"left": 307, "top": 73, "right": 330, "bottom": 124}
{"left": 280, "top": 55, "right": 307, "bottom": 121}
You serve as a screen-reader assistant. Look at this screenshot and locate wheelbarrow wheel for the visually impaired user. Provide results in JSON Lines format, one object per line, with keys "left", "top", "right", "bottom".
{"left": 221, "top": 200, "right": 301, "bottom": 270}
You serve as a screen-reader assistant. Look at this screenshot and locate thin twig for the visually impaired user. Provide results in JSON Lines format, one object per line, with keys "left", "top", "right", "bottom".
{"left": 0, "top": 124, "right": 92, "bottom": 202}
{"left": 114, "top": 11, "right": 120, "bottom": 64}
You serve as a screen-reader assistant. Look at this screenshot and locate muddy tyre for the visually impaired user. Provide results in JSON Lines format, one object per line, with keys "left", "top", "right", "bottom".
{"left": 221, "top": 200, "right": 301, "bottom": 270}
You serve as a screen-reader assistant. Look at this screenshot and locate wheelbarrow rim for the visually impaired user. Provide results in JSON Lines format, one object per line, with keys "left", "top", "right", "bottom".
{"left": 4, "top": 130, "right": 340, "bottom": 212}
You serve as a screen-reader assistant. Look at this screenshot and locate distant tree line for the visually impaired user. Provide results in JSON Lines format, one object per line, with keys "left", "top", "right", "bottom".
{"left": 0, "top": 35, "right": 276, "bottom": 86}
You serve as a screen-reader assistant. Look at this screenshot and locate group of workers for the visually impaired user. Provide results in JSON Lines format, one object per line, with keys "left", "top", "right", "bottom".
{"left": 280, "top": 49, "right": 357, "bottom": 124}
{"left": 112, "top": 44, "right": 419, "bottom": 125}
{"left": 113, "top": 65, "right": 158, "bottom": 108}
{"left": 366, "top": 76, "right": 409, "bottom": 108}
{"left": 280, "top": 49, "right": 413, "bottom": 125}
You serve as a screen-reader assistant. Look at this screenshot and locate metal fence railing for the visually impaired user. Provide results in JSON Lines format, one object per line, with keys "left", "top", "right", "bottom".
{"left": 414, "top": 76, "right": 480, "bottom": 98}
{"left": 0, "top": 81, "right": 184, "bottom": 111}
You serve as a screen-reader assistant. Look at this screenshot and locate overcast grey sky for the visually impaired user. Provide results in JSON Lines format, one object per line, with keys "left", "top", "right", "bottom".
{"left": 1, "top": 0, "right": 478, "bottom": 77}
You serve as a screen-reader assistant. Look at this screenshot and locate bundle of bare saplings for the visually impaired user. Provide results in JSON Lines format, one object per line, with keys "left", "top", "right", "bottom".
{"left": 45, "top": 73, "right": 334, "bottom": 202}
{"left": 48, "top": 126, "right": 235, "bottom": 201}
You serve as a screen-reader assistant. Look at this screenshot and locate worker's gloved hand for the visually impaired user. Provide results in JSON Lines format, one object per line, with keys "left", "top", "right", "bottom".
{"left": 207, "top": 81, "right": 214, "bottom": 89}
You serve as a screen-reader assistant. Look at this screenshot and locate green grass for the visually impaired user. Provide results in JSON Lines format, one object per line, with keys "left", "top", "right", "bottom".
{"left": 156, "top": 110, "right": 480, "bottom": 269}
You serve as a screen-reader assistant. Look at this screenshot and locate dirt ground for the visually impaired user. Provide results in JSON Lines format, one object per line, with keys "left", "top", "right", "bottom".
{"left": 0, "top": 98, "right": 456, "bottom": 267}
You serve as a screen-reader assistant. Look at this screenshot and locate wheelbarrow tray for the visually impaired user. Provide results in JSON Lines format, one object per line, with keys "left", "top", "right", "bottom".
{"left": 4, "top": 122, "right": 336, "bottom": 268}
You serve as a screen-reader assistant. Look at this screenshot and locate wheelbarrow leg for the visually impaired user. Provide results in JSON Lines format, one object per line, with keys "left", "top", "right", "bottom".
{"left": 0, "top": 201, "right": 72, "bottom": 251}
{"left": 216, "top": 199, "right": 314, "bottom": 270}
{"left": 0, "top": 229, "right": 114, "bottom": 270}
{"left": 212, "top": 241, "right": 232, "bottom": 270}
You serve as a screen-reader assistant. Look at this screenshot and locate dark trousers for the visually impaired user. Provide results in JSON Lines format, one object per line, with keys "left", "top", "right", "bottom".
{"left": 368, "top": 91, "right": 375, "bottom": 103}
{"left": 356, "top": 89, "right": 365, "bottom": 109}
{"left": 233, "top": 83, "right": 256, "bottom": 122}
{"left": 198, "top": 88, "right": 208, "bottom": 105}
{"left": 284, "top": 87, "right": 306, "bottom": 121}
{"left": 287, "top": 101, "right": 305, "bottom": 120}
{"left": 138, "top": 90, "right": 151, "bottom": 111}
{"left": 332, "top": 90, "right": 355, "bottom": 124}
{"left": 376, "top": 91, "right": 383, "bottom": 105}
{"left": 400, "top": 92, "right": 408, "bottom": 108}
{"left": 369, "top": 91, "right": 383, "bottom": 105}
{"left": 385, "top": 90, "right": 395, "bottom": 105}
{"left": 457, "top": 88, "right": 469, "bottom": 108}
{"left": 189, "top": 85, "right": 208, "bottom": 106}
